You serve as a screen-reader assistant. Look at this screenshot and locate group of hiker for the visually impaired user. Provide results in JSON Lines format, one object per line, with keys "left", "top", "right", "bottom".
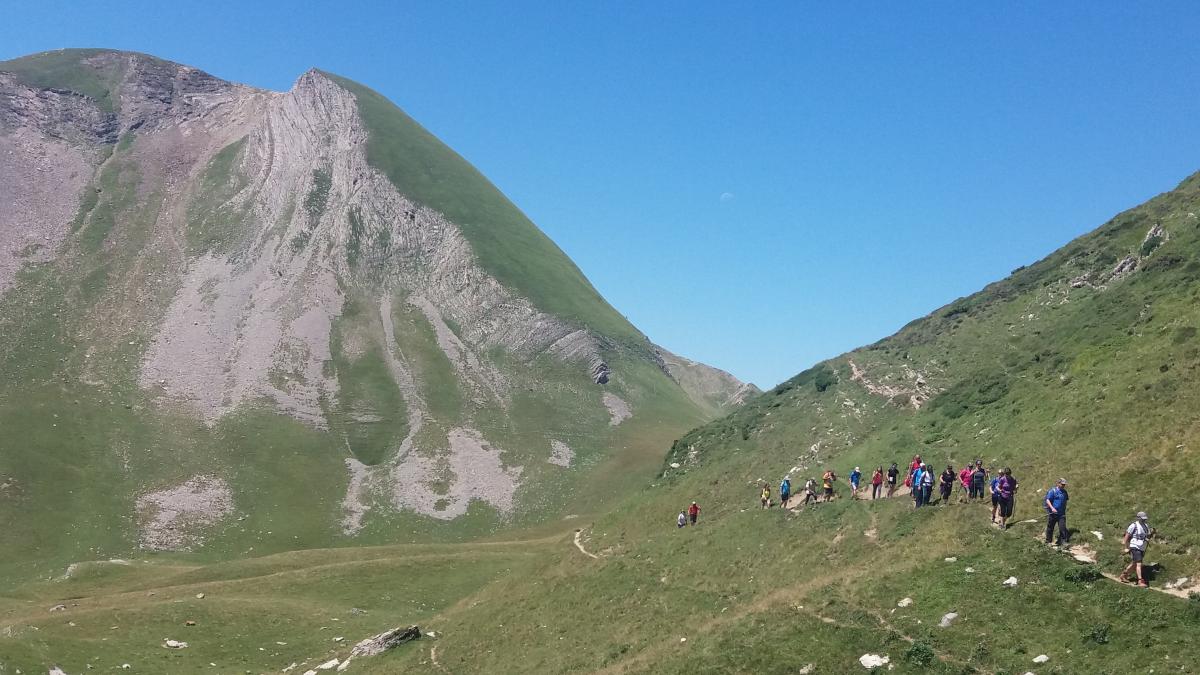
{"left": 675, "top": 501, "right": 701, "bottom": 527}
{"left": 742, "top": 454, "right": 1161, "bottom": 588}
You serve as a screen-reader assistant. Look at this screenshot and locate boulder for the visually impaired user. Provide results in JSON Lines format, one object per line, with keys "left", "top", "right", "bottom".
{"left": 350, "top": 625, "right": 421, "bottom": 657}
{"left": 859, "top": 653, "right": 890, "bottom": 669}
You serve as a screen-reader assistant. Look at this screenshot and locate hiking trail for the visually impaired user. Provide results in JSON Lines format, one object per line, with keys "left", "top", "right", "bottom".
{"left": 573, "top": 528, "right": 600, "bottom": 559}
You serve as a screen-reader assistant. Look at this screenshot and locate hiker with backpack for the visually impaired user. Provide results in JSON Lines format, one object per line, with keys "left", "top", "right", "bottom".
{"left": 871, "top": 466, "right": 884, "bottom": 500}
{"left": 939, "top": 465, "right": 956, "bottom": 505}
{"left": 677, "top": 510, "right": 687, "bottom": 528}
{"left": 1043, "top": 478, "right": 1070, "bottom": 547}
{"left": 886, "top": 462, "right": 899, "bottom": 497}
{"left": 970, "top": 462, "right": 987, "bottom": 502}
{"left": 912, "top": 462, "right": 930, "bottom": 507}
{"left": 849, "top": 467, "right": 862, "bottom": 498}
{"left": 780, "top": 476, "right": 791, "bottom": 508}
{"left": 803, "top": 477, "right": 818, "bottom": 505}
{"left": 688, "top": 501, "right": 701, "bottom": 525}
{"left": 822, "top": 469, "right": 838, "bottom": 502}
{"left": 1121, "top": 511, "right": 1155, "bottom": 587}
{"left": 908, "top": 455, "right": 922, "bottom": 495}
{"left": 996, "top": 468, "right": 1018, "bottom": 529}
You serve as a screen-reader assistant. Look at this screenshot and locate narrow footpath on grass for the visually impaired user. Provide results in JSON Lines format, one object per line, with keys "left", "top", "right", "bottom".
{"left": 573, "top": 529, "right": 601, "bottom": 559}
{"left": 780, "top": 481, "right": 1200, "bottom": 600}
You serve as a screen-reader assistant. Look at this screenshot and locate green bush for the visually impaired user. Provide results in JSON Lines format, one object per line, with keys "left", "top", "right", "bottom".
{"left": 904, "top": 640, "right": 936, "bottom": 667}
{"left": 1082, "top": 623, "right": 1111, "bottom": 645}
{"left": 1064, "top": 566, "right": 1103, "bottom": 583}
{"left": 1140, "top": 234, "right": 1164, "bottom": 257}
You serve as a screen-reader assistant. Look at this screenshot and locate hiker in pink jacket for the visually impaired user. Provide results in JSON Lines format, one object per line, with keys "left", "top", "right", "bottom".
{"left": 957, "top": 465, "right": 973, "bottom": 502}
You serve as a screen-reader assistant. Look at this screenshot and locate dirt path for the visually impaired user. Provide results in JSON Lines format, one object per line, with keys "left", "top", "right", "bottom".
{"left": 430, "top": 644, "right": 451, "bottom": 674}
{"left": 981, "top": 514, "right": 1200, "bottom": 599}
{"left": 573, "top": 528, "right": 600, "bottom": 559}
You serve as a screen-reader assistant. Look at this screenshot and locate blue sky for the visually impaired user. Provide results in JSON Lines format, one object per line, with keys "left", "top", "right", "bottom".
{"left": 4, "top": 2, "right": 1200, "bottom": 387}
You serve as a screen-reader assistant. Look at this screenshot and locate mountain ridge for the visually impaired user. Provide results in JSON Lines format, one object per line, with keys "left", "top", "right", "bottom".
{"left": 0, "top": 48, "right": 752, "bottom": 568}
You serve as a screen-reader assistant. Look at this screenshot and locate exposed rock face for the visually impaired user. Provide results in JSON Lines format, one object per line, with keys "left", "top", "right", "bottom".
{"left": 656, "top": 347, "right": 761, "bottom": 414}
{"left": 0, "top": 50, "right": 753, "bottom": 540}
{"left": 350, "top": 625, "right": 421, "bottom": 657}
{"left": 136, "top": 475, "right": 233, "bottom": 551}
{"left": 847, "top": 359, "right": 935, "bottom": 409}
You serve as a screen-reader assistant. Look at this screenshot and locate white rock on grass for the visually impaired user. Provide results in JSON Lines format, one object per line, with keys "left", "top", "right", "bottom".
{"left": 859, "top": 653, "right": 890, "bottom": 669}
{"left": 897, "top": 597, "right": 913, "bottom": 608}
{"left": 1091, "top": 531, "right": 1104, "bottom": 540}
{"left": 964, "top": 567, "right": 976, "bottom": 573}
{"left": 798, "top": 665, "right": 815, "bottom": 675}
{"left": 317, "top": 659, "right": 340, "bottom": 670}
{"left": 939, "top": 612, "right": 959, "bottom": 628}
{"left": 1164, "top": 577, "right": 1190, "bottom": 590}
{"left": 1002, "top": 576, "right": 1019, "bottom": 587}
{"left": 944, "top": 557, "right": 957, "bottom": 562}
{"left": 1033, "top": 654, "right": 1050, "bottom": 663}
{"left": 163, "top": 639, "right": 188, "bottom": 649}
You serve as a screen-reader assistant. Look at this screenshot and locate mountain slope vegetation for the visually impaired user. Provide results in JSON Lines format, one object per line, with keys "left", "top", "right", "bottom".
{"left": 375, "top": 172, "right": 1200, "bottom": 674}
{"left": 0, "top": 48, "right": 751, "bottom": 588}
{"left": 7, "top": 173, "right": 1197, "bottom": 675}
{"left": 3, "top": 48, "right": 1199, "bottom": 675}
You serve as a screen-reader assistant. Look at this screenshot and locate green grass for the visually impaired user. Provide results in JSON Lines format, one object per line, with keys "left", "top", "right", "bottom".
{"left": 323, "top": 72, "right": 643, "bottom": 343}
{"left": 326, "top": 296, "right": 410, "bottom": 466}
{"left": 304, "top": 167, "right": 333, "bottom": 221}
{"left": 338, "top": 171, "right": 1200, "bottom": 673}
{"left": 186, "top": 137, "right": 252, "bottom": 255}
{"left": 0, "top": 541, "right": 542, "bottom": 674}
{"left": 0, "top": 49, "right": 125, "bottom": 112}
{"left": 77, "top": 138, "right": 141, "bottom": 253}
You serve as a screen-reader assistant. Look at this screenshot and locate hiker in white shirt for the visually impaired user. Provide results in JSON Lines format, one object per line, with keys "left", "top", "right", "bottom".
{"left": 1121, "top": 511, "right": 1156, "bottom": 588}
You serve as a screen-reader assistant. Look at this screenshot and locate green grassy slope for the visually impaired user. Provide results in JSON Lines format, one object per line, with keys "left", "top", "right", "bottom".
{"left": 323, "top": 72, "right": 644, "bottom": 344}
{"left": 362, "top": 172, "right": 1200, "bottom": 673}
{"left": 0, "top": 49, "right": 130, "bottom": 112}
{"left": 0, "top": 51, "right": 717, "bottom": 590}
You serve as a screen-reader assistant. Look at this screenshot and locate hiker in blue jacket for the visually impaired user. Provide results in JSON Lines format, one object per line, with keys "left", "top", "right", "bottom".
{"left": 780, "top": 476, "right": 792, "bottom": 507}
{"left": 1044, "top": 478, "right": 1070, "bottom": 547}
{"left": 912, "top": 463, "right": 928, "bottom": 507}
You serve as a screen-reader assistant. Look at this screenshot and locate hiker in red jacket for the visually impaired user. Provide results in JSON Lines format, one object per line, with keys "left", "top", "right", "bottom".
{"left": 688, "top": 501, "right": 701, "bottom": 525}
{"left": 908, "top": 455, "right": 922, "bottom": 495}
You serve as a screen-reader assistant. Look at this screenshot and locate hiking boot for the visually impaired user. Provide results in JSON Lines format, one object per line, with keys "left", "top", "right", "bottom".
{"left": 1138, "top": 580, "right": 1149, "bottom": 588}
